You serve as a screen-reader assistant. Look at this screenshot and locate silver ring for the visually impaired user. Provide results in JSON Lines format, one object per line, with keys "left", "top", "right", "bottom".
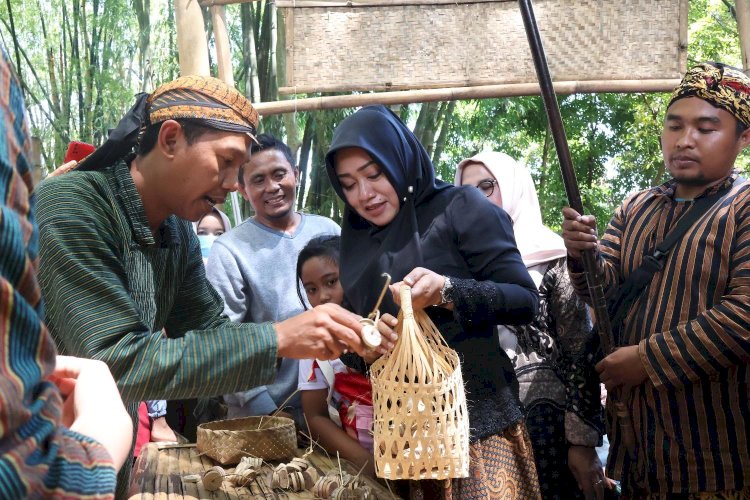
{"left": 593, "top": 479, "right": 604, "bottom": 487}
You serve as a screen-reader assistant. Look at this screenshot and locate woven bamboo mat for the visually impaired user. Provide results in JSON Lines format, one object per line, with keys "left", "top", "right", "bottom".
{"left": 280, "top": 0, "right": 687, "bottom": 94}
{"left": 128, "top": 443, "right": 399, "bottom": 499}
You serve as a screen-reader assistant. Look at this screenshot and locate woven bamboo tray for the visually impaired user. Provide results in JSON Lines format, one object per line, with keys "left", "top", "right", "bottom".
{"left": 279, "top": 0, "right": 687, "bottom": 94}
{"left": 196, "top": 415, "right": 297, "bottom": 465}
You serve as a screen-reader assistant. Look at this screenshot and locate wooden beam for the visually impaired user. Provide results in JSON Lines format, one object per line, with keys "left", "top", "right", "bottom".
{"left": 211, "top": 6, "right": 234, "bottom": 85}
{"left": 199, "top": 0, "right": 260, "bottom": 6}
{"left": 254, "top": 79, "right": 680, "bottom": 116}
{"left": 175, "top": 0, "right": 210, "bottom": 76}
{"left": 738, "top": 0, "right": 750, "bottom": 75}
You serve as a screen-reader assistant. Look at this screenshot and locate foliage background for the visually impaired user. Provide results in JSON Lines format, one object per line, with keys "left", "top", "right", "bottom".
{"left": 1, "top": 0, "right": 746, "bottom": 228}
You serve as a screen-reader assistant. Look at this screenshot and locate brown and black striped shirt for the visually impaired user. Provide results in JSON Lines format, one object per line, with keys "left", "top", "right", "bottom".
{"left": 570, "top": 173, "right": 750, "bottom": 495}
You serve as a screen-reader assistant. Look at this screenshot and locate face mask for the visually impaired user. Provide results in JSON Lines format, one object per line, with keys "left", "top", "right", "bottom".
{"left": 198, "top": 235, "right": 218, "bottom": 259}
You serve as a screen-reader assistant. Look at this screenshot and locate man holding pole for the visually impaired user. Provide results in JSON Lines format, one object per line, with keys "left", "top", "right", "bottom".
{"left": 562, "top": 62, "right": 750, "bottom": 497}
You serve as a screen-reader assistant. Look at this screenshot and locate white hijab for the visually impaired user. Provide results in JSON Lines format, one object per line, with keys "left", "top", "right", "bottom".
{"left": 455, "top": 151, "right": 566, "bottom": 269}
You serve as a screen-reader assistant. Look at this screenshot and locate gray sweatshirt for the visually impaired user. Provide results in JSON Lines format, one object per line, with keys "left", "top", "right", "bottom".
{"left": 205, "top": 213, "right": 340, "bottom": 425}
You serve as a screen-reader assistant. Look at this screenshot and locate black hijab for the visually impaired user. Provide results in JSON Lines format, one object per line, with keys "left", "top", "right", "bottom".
{"left": 325, "top": 105, "right": 452, "bottom": 316}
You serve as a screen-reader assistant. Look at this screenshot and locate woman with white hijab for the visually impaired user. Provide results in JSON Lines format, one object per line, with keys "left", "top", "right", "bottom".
{"left": 456, "top": 152, "right": 607, "bottom": 500}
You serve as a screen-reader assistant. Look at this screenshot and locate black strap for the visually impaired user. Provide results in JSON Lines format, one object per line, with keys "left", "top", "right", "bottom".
{"left": 608, "top": 177, "right": 744, "bottom": 337}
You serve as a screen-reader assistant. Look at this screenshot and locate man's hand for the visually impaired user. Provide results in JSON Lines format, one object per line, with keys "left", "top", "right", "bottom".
{"left": 568, "top": 445, "right": 614, "bottom": 500}
{"left": 274, "top": 303, "right": 366, "bottom": 360}
{"left": 596, "top": 345, "right": 648, "bottom": 391}
{"left": 561, "top": 207, "right": 599, "bottom": 260}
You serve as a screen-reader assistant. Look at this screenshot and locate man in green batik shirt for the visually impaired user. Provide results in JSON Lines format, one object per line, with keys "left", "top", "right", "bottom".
{"left": 35, "top": 76, "right": 373, "bottom": 496}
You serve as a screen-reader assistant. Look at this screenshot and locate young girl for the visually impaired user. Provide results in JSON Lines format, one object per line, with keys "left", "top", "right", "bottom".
{"left": 296, "top": 235, "right": 379, "bottom": 477}
{"left": 326, "top": 105, "right": 541, "bottom": 499}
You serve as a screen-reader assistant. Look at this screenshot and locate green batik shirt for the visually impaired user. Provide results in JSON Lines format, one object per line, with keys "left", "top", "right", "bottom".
{"left": 36, "top": 160, "right": 279, "bottom": 402}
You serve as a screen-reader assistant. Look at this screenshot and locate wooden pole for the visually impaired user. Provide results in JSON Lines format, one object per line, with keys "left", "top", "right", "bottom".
{"left": 211, "top": 6, "right": 234, "bottom": 85}
{"left": 199, "top": 0, "right": 260, "bottom": 5}
{"left": 174, "top": 0, "right": 210, "bottom": 76}
{"left": 255, "top": 79, "right": 679, "bottom": 115}
{"left": 737, "top": 0, "right": 750, "bottom": 75}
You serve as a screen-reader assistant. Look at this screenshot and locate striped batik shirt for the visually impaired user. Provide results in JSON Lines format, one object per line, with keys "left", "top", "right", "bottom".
{"left": 570, "top": 173, "right": 750, "bottom": 495}
{"left": 35, "top": 160, "right": 279, "bottom": 494}
{"left": 0, "top": 48, "right": 117, "bottom": 497}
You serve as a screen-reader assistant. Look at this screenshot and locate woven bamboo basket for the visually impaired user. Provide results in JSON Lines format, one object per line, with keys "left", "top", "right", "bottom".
{"left": 370, "top": 285, "right": 469, "bottom": 480}
{"left": 196, "top": 416, "right": 297, "bottom": 465}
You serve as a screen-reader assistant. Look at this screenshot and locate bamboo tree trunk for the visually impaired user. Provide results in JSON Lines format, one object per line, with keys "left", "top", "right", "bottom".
{"left": 241, "top": 3, "right": 261, "bottom": 103}
{"left": 297, "top": 113, "right": 315, "bottom": 209}
{"left": 211, "top": 5, "right": 234, "bottom": 85}
{"left": 737, "top": 0, "right": 750, "bottom": 75}
{"left": 134, "top": 0, "right": 152, "bottom": 90}
{"left": 174, "top": 0, "right": 210, "bottom": 76}
{"left": 538, "top": 124, "right": 551, "bottom": 197}
{"left": 431, "top": 101, "right": 455, "bottom": 167}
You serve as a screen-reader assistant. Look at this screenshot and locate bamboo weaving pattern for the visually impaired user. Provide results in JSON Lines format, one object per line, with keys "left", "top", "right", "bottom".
{"left": 370, "top": 286, "right": 470, "bottom": 480}
{"left": 196, "top": 415, "right": 298, "bottom": 465}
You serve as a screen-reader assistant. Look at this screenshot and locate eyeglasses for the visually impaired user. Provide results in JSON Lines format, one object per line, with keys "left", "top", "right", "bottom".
{"left": 475, "top": 178, "right": 498, "bottom": 198}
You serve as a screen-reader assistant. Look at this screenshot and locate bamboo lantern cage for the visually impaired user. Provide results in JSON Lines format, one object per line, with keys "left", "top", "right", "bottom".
{"left": 369, "top": 286, "right": 470, "bottom": 480}
{"left": 191, "top": 0, "right": 694, "bottom": 116}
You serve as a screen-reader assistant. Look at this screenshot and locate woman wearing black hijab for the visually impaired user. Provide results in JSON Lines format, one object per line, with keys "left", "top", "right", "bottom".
{"left": 326, "top": 105, "right": 541, "bottom": 499}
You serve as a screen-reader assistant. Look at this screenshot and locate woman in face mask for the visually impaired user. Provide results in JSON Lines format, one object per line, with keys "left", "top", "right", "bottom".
{"left": 195, "top": 207, "right": 233, "bottom": 262}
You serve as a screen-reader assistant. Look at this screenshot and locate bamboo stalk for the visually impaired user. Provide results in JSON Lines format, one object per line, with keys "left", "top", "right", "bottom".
{"left": 211, "top": 6, "right": 234, "bottom": 86}
{"left": 255, "top": 79, "right": 679, "bottom": 115}
{"left": 199, "top": 0, "right": 260, "bottom": 5}
{"left": 679, "top": 0, "right": 689, "bottom": 73}
{"left": 737, "top": 0, "right": 750, "bottom": 75}
{"left": 175, "top": 0, "right": 210, "bottom": 76}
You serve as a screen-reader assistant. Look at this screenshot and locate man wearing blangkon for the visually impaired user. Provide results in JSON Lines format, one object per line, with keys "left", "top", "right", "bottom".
{"left": 562, "top": 62, "right": 750, "bottom": 498}
{"left": 35, "top": 76, "right": 370, "bottom": 496}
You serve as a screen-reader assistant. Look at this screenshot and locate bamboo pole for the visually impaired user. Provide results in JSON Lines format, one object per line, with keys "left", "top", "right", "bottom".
{"left": 199, "top": 0, "right": 260, "bottom": 5}
{"left": 200, "top": 0, "right": 505, "bottom": 5}
{"left": 255, "top": 79, "right": 680, "bottom": 115}
{"left": 738, "top": 0, "right": 750, "bottom": 75}
{"left": 211, "top": 5, "right": 234, "bottom": 86}
{"left": 174, "top": 0, "right": 210, "bottom": 76}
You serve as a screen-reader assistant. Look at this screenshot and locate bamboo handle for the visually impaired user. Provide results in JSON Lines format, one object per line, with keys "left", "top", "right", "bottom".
{"left": 400, "top": 285, "right": 414, "bottom": 318}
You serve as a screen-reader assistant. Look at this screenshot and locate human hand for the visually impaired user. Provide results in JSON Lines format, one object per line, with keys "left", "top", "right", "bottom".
{"left": 390, "top": 267, "right": 447, "bottom": 310}
{"left": 596, "top": 345, "right": 648, "bottom": 391}
{"left": 150, "top": 416, "right": 178, "bottom": 443}
{"left": 568, "top": 445, "right": 614, "bottom": 500}
{"left": 361, "top": 313, "right": 399, "bottom": 364}
{"left": 561, "top": 207, "right": 599, "bottom": 260}
{"left": 275, "top": 303, "right": 366, "bottom": 360}
{"left": 49, "top": 356, "right": 132, "bottom": 471}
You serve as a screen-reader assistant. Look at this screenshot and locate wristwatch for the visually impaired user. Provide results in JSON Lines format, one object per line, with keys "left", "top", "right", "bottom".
{"left": 439, "top": 276, "right": 454, "bottom": 305}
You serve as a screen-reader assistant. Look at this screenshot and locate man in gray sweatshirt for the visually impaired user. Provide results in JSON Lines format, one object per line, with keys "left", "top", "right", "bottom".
{"left": 206, "top": 134, "right": 339, "bottom": 426}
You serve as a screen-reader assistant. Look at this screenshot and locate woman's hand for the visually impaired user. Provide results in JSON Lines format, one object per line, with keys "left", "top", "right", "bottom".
{"left": 568, "top": 445, "right": 614, "bottom": 500}
{"left": 390, "top": 267, "right": 449, "bottom": 310}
